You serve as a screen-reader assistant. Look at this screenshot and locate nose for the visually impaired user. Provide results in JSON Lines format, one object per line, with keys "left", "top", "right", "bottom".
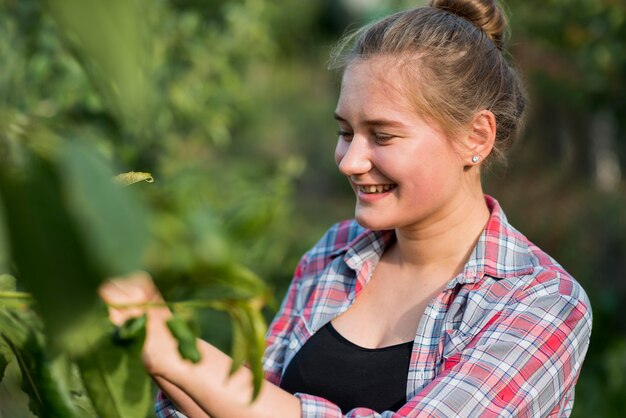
{"left": 335, "top": 136, "right": 373, "bottom": 176}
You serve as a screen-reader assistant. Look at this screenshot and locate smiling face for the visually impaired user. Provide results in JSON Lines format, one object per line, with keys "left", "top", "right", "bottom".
{"left": 334, "top": 57, "right": 473, "bottom": 232}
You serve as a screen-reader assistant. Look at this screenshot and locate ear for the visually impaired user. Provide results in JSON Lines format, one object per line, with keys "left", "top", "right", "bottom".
{"left": 463, "top": 110, "right": 496, "bottom": 167}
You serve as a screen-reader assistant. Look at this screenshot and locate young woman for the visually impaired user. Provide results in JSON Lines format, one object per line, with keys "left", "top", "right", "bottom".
{"left": 100, "top": 0, "right": 592, "bottom": 416}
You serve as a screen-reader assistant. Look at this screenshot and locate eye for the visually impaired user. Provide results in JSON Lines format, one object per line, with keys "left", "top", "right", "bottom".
{"left": 337, "top": 130, "right": 354, "bottom": 141}
{"left": 373, "top": 133, "right": 394, "bottom": 143}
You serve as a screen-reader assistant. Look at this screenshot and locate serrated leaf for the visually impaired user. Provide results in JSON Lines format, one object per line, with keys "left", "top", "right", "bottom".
{"left": 240, "top": 303, "right": 266, "bottom": 400}
{"left": 180, "top": 273, "right": 267, "bottom": 397}
{"left": 166, "top": 315, "right": 201, "bottom": 363}
{"left": 228, "top": 313, "right": 246, "bottom": 376}
{"left": 224, "top": 302, "right": 266, "bottom": 400}
{"left": 0, "top": 340, "right": 11, "bottom": 383}
{"left": 0, "top": 310, "right": 78, "bottom": 418}
{"left": 75, "top": 320, "right": 150, "bottom": 418}
{"left": 113, "top": 171, "right": 154, "bottom": 186}
{"left": 50, "top": 354, "right": 97, "bottom": 417}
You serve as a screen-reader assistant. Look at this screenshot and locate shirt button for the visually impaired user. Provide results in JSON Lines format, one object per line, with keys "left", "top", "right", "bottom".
{"left": 288, "top": 340, "right": 298, "bottom": 350}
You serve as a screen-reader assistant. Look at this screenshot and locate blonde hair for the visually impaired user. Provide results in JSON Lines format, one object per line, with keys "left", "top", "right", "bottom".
{"left": 330, "top": 0, "right": 526, "bottom": 164}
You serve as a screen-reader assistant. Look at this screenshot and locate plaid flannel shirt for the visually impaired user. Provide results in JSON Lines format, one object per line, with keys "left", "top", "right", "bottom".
{"left": 156, "top": 195, "right": 592, "bottom": 417}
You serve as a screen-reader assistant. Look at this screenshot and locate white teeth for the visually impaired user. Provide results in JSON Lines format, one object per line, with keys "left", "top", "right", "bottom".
{"left": 359, "top": 184, "right": 395, "bottom": 194}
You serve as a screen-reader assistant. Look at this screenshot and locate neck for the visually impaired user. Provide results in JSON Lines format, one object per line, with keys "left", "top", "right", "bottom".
{"left": 390, "top": 191, "right": 490, "bottom": 278}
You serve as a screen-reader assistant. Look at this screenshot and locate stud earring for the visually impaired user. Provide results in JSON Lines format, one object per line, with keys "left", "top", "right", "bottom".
{"left": 472, "top": 155, "right": 480, "bottom": 163}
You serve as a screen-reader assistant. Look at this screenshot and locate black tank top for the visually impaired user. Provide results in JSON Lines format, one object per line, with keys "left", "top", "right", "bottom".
{"left": 279, "top": 322, "right": 413, "bottom": 413}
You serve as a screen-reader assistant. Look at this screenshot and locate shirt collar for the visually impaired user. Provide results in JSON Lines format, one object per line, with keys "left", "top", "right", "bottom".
{"left": 331, "top": 195, "right": 535, "bottom": 287}
{"left": 455, "top": 195, "right": 535, "bottom": 287}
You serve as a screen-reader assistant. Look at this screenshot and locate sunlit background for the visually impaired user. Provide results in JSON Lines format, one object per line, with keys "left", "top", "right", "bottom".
{"left": 1, "top": 0, "right": 624, "bottom": 416}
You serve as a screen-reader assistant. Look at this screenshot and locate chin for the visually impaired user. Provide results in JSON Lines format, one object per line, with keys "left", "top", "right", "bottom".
{"left": 354, "top": 212, "right": 395, "bottom": 231}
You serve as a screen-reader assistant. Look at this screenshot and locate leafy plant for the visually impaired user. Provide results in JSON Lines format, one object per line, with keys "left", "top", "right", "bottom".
{"left": 0, "top": 0, "right": 288, "bottom": 416}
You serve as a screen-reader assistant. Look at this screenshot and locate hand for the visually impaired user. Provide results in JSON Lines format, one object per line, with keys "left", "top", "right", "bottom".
{"left": 101, "top": 274, "right": 216, "bottom": 417}
{"left": 99, "top": 272, "right": 176, "bottom": 374}
{"left": 99, "top": 271, "right": 164, "bottom": 326}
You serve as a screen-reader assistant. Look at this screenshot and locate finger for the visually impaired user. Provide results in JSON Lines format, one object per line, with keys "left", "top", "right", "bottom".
{"left": 99, "top": 271, "right": 159, "bottom": 303}
{"left": 99, "top": 280, "right": 145, "bottom": 305}
{"left": 117, "top": 271, "right": 162, "bottom": 300}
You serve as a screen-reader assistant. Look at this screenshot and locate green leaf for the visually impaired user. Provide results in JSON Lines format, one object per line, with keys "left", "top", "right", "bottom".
{"left": 0, "top": 309, "right": 78, "bottom": 418}
{"left": 228, "top": 313, "right": 246, "bottom": 376}
{"left": 224, "top": 302, "right": 267, "bottom": 399}
{"left": 0, "top": 149, "right": 104, "bottom": 350}
{"left": 113, "top": 171, "right": 154, "bottom": 187}
{"left": 188, "top": 262, "right": 269, "bottom": 302}
{"left": 166, "top": 315, "right": 201, "bottom": 363}
{"left": 0, "top": 274, "right": 16, "bottom": 291}
{"left": 114, "top": 315, "right": 147, "bottom": 344}
{"left": 0, "top": 275, "right": 31, "bottom": 309}
{"left": 240, "top": 303, "right": 266, "bottom": 400}
{"left": 47, "top": 0, "right": 156, "bottom": 132}
{"left": 0, "top": 192, "right": 8, "bottom": 274}
{"left": 50, "top": 354, "right": 98, "bottom": 417}
{"left": 0, "top": 339, "right": 11, "bottom": 383}
{"left": 60, "top": 141, "right": 149, "bottom": 278}
{"left": 75, "top": 320, "right": 151, "bottom": 418}
{"left": 224, "top": 192, "right": 277, "bottom": 240}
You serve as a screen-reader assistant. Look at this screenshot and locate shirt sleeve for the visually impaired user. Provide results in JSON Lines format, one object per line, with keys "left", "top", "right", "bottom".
{"left": 155, "top": 390, "right": 189, "bottom": 418}
{"left": 263, "top": 252, "right": 310, "bottom": 385}
{"left": 295, "top": 287, "right": 592, "bottom": 418}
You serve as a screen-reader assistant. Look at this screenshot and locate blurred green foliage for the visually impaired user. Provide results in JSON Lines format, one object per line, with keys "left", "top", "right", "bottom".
{"left": 0, "top": 0, "right": 292, "bottom": 415}
{"left": 0, "top": 0, "right": 625, "bottom": 416}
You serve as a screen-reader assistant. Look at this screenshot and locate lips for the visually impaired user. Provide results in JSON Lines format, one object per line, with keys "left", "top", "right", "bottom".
{"left": 357, "top": 184, "right": 396, "bottom": 194}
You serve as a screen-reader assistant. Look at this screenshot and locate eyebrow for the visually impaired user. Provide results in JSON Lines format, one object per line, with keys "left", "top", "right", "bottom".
{"left": 333, "top": 112, "right": 408, "bottom": 129}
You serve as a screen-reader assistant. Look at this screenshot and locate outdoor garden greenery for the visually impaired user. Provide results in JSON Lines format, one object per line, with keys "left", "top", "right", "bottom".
{"left": 0, "top": 0, "right": 625, "bottom": 417}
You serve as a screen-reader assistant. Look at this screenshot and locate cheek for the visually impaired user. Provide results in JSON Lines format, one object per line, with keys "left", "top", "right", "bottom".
{"left": 412, "top": 155, "right": 462, "bottom": 198}
{"left": 391, "top": 145, "right": 459, "bottom": 193}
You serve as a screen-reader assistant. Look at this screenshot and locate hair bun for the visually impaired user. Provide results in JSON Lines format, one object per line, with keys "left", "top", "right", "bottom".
{"left": 429, "top": 0, "right": 506, "bottom": 50}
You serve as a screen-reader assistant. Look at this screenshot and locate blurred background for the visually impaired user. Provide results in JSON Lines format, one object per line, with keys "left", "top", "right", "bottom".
{"left": 0, "top": 0, "right": 624, "bottom": 416}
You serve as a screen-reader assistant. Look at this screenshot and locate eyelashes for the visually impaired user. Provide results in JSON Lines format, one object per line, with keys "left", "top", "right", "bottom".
{"left": 337, "top": 130, "right": 354, "bottom": 141}
{"left": 337, "top": 130, "right": 395, "bottom": 144}
{"left": 373, "top": 133, "right": 394, "bottom": 143}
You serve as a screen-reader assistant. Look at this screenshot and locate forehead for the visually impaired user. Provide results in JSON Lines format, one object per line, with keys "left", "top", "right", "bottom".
{"left": 336, "top": 57, "right": 417, "bottom": 118}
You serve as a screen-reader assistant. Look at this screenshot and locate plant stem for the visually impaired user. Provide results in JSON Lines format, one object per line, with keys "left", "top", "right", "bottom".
{"left": 108, "top": 300, "right": 228, "bottom": 311}
{"left": 0, "top": 291, "right": 246, "bottom": 312}
{"left": 0, "top": 291, "right": 33, "bottom": 300}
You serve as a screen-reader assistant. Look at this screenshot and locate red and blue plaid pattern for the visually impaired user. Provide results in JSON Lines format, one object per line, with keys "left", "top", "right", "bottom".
{"left": 156, "top": 196, "right": 592, "bottom": 417}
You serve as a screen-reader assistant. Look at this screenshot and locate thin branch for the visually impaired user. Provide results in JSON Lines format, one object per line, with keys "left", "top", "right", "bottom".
{"left": 0, "top": 291, "right": 248, "bottom": 312}
{"left": 0, "top": 291, "right": 34, "bottom": 300}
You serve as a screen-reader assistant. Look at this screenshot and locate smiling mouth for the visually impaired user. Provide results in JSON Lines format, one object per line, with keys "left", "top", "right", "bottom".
{"left": 357, "top": 184, "right": 396, "bottom": 194}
